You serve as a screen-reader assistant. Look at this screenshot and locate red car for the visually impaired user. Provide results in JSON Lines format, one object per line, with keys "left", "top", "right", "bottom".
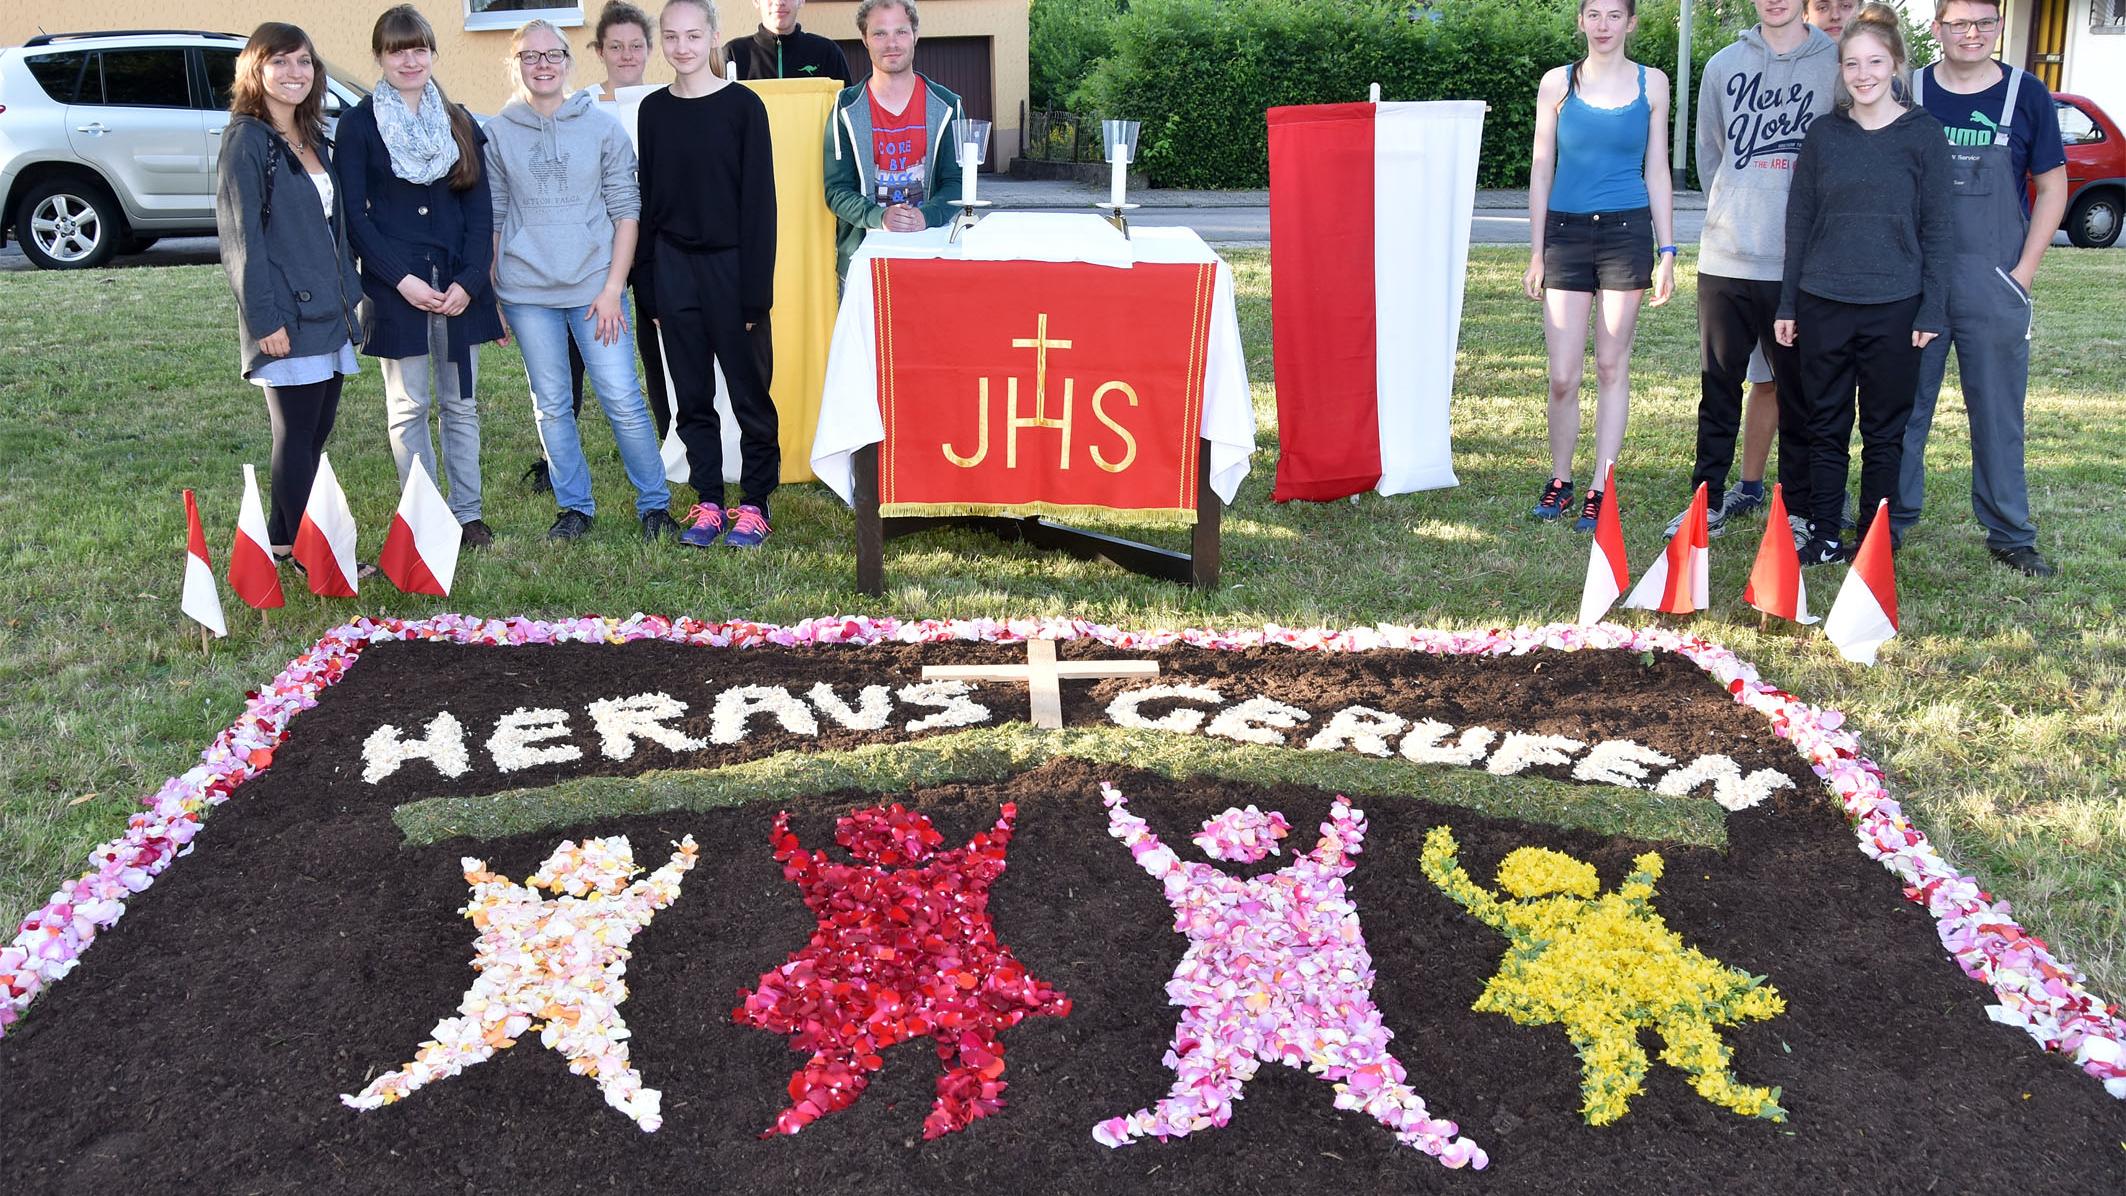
{"left": 2046, "top": 93, "right": 2124, "bottom": 249}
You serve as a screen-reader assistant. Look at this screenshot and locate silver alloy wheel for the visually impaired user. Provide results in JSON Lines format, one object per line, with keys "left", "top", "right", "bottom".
{"left": 29, "top": 192, "right": 103, "bottom": 264}
{"left": 2079, "top": 195, "right": 2118, "bottom": 248}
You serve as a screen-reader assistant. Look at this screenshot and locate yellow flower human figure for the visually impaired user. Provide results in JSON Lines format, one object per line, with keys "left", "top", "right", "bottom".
{"left": 1419, "top": 826, "right": 1786, "bottom": 1126}
{"left": 342, "top": 835, "right": 698, "bottom": 1131}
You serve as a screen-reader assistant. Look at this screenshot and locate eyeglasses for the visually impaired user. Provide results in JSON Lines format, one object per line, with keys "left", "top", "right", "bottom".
{"left": 1937, "top": 18, "right": 2001, "bottom": 34}
{"left": 514, "top": 49, "right": 571, "bottom": 66}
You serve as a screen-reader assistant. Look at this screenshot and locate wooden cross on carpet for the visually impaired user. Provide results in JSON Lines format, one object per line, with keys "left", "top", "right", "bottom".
{"left": 921, "top": 640, "right": 1159, "bottom": 730}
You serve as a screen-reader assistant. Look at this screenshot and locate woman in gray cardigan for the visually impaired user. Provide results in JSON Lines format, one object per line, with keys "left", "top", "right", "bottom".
{"left": 214, "top": 22, "right": 363, "bottom": 559}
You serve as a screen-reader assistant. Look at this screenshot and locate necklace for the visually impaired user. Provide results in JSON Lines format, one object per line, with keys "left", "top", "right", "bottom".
{"left": 276, "top": 125, "right": 308, "bottom": 153}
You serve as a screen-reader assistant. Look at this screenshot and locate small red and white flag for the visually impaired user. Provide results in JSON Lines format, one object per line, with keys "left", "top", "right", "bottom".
{"left": 1826, "top": 498, "right": 1899, "bottom": 665}
{"left": 378, "top": 456, "right": 459, "bottom": 596}
{"left": 292, "top": 452, "right": 359, "bottom": 598}
{"left": 1267, "top": 99, "right": 1486, "bottom": 500}
{"left": 1743, "top": 484, "right": 1817, "bottom": 625}
{"left": 1624, "top": 482, "right": 1709, "bottom": 616}
{"left": 227, "top": 463, "right": 284, "bottom": 610}
{"left": 1577, "top": 461, "right": 1629, "bottom": 626}
{"left": 181, "top": 489, "right": 226, "bottom": 638}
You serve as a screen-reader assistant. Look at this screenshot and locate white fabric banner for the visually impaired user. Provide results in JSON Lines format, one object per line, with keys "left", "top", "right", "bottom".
{"left": 1372, "top": 101, "right": 1484, "bottom": 495}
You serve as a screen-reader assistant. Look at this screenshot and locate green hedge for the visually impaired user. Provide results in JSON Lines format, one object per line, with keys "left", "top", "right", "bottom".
{"left": 1071, "top": 0, "right": 1748, "bottom": 189}
{"left": 1030, "top": 0, "right": 1123, "bottom": 109}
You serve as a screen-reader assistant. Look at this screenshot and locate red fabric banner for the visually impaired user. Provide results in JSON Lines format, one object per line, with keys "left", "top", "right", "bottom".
{"left": 872, "top": 258, "right": 1214, "bottom": 522}
{"left": 1268, "top": 102, "right": 1380, "bottom": 502}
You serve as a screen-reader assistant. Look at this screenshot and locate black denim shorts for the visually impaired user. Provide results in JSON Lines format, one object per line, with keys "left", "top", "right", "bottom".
{"left": 1541, "top": 206, "right": 1655, "bottom": 293}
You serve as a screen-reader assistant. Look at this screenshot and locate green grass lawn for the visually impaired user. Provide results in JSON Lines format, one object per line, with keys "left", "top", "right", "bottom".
{"left": 2, "top": 247, "right": 2121, "bottom": 1002}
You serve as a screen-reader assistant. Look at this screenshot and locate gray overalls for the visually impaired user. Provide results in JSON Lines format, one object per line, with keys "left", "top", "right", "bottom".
{"left": 1894, "top": 66, "right": 2040, "bottom": 551}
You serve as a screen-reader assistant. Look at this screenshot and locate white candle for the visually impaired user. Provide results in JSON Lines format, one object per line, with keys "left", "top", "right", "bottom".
{"left": 960, "top": 143, "right": 978, "bottom": 205}
{"left": 1109, "top": 146, "right": 1127, "bottom": 208}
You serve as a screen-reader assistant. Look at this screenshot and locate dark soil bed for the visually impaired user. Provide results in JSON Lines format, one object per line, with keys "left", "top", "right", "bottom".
{"left": 3, "top": 640, "right": 2121, "bottom": 1195}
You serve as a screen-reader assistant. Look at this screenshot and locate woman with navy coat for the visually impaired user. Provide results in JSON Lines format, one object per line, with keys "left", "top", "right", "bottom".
{"left": 337, "top": 5, "right": 506, "bottom": 547}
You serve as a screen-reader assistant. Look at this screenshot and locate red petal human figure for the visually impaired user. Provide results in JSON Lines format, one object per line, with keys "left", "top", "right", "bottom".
{"left": 734, "top": 801, "right": 1070, "bottom": 1139}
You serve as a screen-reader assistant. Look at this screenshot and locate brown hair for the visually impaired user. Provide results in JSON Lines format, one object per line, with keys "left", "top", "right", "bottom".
{"left": 228, "top": 22, "right": 326, "bottom": 150}
{"left": 856, "top": 0, "right": 920, "bottom": 35}
{"left": 660, "top": 0, "right": 725, "bottom": 78}
{"left": 1560, "top": 0, "right": 1638, "bottom": 111}
{"left": 371, "top": 5, "right": 483, "bottom": 191}
{"left": 1833, "top": 3, "right": 1911, "bottom": 110}
{"left": 592, "top": 1, "right": 655, "bottom": 47}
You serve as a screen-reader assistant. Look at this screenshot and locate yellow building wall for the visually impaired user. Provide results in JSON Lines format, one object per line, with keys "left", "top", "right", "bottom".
{"left": 1, "top": 0, "right": 1025, "bottom": 163}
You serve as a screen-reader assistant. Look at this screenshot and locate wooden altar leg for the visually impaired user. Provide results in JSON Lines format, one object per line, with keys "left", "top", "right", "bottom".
{"left": 1190, "top": 439, "right": 1220, "bottom": 589}
{"left": 854, "top": 443, "right": 884, "bottom": 597}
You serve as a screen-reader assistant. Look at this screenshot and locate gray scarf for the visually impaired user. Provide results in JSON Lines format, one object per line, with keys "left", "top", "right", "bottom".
{"left": 372, "top": 79, "right": 460, "bottom": 185}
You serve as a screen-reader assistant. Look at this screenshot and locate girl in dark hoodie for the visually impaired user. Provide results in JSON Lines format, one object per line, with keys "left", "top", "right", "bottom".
{"left": 1775, "top": 3, "right": 1953, "bottom": 564}
{"left": 214, "top": 22, "right": 363, "bottom": 564}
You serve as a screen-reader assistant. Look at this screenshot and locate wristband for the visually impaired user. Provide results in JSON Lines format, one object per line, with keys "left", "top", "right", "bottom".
{"left": 1658, "top": 245, "right": 1678, "bottom": 257}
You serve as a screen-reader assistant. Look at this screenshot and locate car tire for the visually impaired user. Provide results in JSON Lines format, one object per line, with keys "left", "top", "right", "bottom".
{"left": 14, "top": 176, "right": 124, "bottom": 270}
{"left": 2064, "top": 188, "right": 2121, "bottom": 250}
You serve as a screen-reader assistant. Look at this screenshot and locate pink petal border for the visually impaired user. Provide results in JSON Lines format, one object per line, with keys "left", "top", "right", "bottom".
{"left": 3, "top": 614, "right": 2120, "bottom": 1100}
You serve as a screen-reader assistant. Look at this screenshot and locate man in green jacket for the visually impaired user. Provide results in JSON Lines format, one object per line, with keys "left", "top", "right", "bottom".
{"left": 823, "top": 0, "right": 962, "bottom": 289}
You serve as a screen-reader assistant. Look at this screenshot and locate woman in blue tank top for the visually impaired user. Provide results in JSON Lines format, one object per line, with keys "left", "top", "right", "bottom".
{"left": 1523, "top": 0, "right": 1677, "bottom": 531}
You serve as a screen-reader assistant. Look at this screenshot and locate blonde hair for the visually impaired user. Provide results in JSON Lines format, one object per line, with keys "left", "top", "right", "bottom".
{"left": 661, "top": 0, "right": 725, "bottom": 78}
{"left": 1832, "top": 4, "right": 1910, "bottom": 110}
{"left": 506, "top": 19, "right": 574, "bottom": 98}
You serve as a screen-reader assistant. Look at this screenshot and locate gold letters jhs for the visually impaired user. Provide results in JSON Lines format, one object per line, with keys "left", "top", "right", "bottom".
{"left": 943, "top": 314, "right": 1138, "bottom": 473}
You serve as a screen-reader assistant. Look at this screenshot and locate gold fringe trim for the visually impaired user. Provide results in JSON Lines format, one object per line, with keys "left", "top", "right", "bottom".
{"left": 878, "top": 501, "right": 1198, "bottom": 528}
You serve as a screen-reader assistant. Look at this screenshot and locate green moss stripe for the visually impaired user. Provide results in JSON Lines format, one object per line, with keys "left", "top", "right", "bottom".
{"left": 390, "top": 723, "right": 1727, "bottom": 849}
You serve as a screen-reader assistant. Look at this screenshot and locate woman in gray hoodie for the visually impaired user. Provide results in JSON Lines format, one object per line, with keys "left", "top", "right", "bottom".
{"left": 485, "top": 19, "right": 675, "bottom": 543}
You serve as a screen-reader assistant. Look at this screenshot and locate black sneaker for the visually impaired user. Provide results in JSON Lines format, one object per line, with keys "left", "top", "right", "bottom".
{"left": 1989, "top": 545, "right": 2057, "bottom": 577}
{"left": 458, "top": 519, "right": 494, "bottom": 549}
{"left": 546, "top": 509, "right": 593, "bottom": 541}
{"left": 523, "top": 458, "right": 553, "bottom": 495}
{"left": 1799, "top": 536, "right": 1848, "bottom": 568}
{"left": 1531, "top": 477, "right": 1574, "bottom": 521}
{"left": 640, "top": 509, "right": 681, "bottom": 543}
{"left": 1572, "top": 489, "right": 1603, "bottom": 533}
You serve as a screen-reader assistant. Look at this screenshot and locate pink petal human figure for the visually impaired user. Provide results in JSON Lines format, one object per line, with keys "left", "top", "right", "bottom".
{"left": 1092, "top": 783, "right": 1487, "bottom": 1170}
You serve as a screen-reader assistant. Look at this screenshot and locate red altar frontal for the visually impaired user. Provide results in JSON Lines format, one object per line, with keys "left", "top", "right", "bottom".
{"left": 812, "top": 215, "right": 1256, "bottom": 594}
{"left": 869, "top": 257, "right": 1217, "bottom": 522}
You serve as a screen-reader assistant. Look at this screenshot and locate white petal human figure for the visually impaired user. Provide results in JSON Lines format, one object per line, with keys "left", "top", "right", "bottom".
{"left": 341, "top": 835, "right": 698, "bottom": 1131}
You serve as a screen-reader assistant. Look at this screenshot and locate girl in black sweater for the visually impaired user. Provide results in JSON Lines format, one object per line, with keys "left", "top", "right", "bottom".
{"left": 638, "top": 0, "right": 779, "bottom": 549}
{"left": 1774, "top": 4, "right": 1952, "bottom": 564}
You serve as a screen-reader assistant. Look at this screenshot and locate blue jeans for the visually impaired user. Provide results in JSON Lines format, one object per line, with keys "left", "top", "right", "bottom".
{"left": 505, "top": 300, "right": 667, "bottom": 518}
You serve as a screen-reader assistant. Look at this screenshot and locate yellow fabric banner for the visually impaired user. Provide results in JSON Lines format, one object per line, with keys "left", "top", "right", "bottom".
{"left": 743, "top": 77, "right": 842, "bottom": 483}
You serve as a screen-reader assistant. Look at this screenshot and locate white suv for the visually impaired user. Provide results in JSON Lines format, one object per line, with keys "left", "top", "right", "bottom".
{"left": 1, "top": 29, "right": 368, "bottom": 269}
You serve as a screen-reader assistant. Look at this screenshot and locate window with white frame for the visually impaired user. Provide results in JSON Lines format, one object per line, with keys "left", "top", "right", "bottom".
{"left": 465, "top": 0, "right": 585, "bottom": 34}
{"left": 2096, "top": 0, "right": 2126, "bottom": 34}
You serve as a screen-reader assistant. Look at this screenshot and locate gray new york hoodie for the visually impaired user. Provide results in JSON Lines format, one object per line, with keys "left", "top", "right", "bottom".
{"left": 1696, "top": 25, "right": 1839, "bottom": 281}
{"left": 483, "top": 89, "right": 641, "bottom": 308}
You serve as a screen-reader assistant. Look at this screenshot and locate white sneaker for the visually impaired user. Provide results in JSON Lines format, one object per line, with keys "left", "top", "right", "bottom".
{"left": 1665, "top": 497, "right": 1733, "bottom": 539}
